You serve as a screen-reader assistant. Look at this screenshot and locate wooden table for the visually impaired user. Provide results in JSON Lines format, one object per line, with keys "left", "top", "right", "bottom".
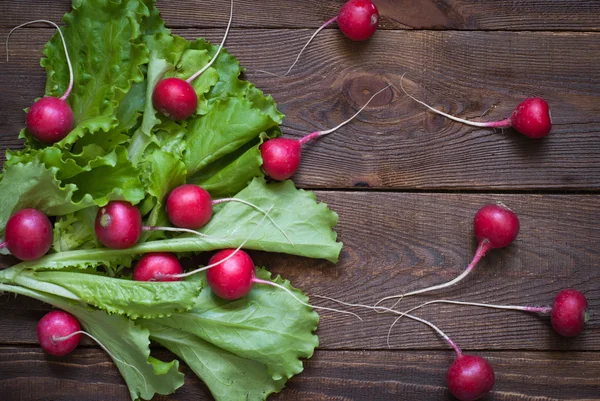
{"left": 1, "top": 1, "right": 599, "bottom": 400}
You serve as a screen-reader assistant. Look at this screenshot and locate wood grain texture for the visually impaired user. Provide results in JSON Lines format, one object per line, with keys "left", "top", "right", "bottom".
{"left": 0, "top": 193, "right": 598, "bottom": 351}
{"left": 1, "top": 348, "right": 599, "bottom": 401}
{"left": 1, "top": 0, "right": 600, "bottom": 31}
{"left": 1, "top": 28, "right": 599, "bottom": 190}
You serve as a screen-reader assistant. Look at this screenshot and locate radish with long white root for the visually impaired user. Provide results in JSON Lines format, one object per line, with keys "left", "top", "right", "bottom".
{"left": 37, "top": 310, "right": 146, "bottom": 384}
{"left": 400, "top": 77, "right": 552, "bottom": 139}
{"left": 164, "top": 184, "right": 291, "bottom": 244}
{"left": 203, "top": 248, "right": 362, "bottom": 320}
{"left": 389, "top": 289, "right": 589, "bottom": 341}
{"left": 376, "top": 202, "right": 520, "bottom": 307}
{"left": 152, "top": 0, "right": 233, "bottom": 121}
{"left": 7, "top": 20, "right": 74, "bottom": 143}
{"left": 133, "top": 252, "right": 184, "bottom": 282}
{"left": 261, "top": 84, "right": 390, "bottom": 180}
{"left": 0, "top": 209, "right": 53, "bottom": 261}
{"left": 262, "top": 0, "right": 379, "bottom": 76}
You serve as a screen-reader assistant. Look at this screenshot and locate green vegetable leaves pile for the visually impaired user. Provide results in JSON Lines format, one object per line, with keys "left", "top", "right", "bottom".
{"left": 0, "top": 0, "right": 342, "bottom": 400}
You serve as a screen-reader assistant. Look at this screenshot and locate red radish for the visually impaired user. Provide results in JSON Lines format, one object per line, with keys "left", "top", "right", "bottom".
{"left": 133, "top": 252, "right": 183, "bottom": 282}
{"left": 37, "top": 310, "right": 81, "bottom": 356}
{"left": 165, "top": 184, "right": 293, "bottom": 243}
{"left": 203, "top": 248, "right": 362, "bottom": 319}
{"left": 95, "top": 201, "right": 143, "bottom": 249}
{"left": 152, "top": 0, "right": 233, "bottom": 121}
{"left": 447, "top": 354, "right": 495, "bottom": 401}
{"left": 400, "top": 76, "right": 552, "bottom": 139}
{"left": 375, "top": 202, "right": 520, "bottom": 307}
{"left": 388, "top": 289, "right": 589, "bottom": 339}
{"left": 261, "top": 85, "right": 390, "bottom": 180}
{"left": 260, "top": 0, "right": 379, "bottom": 76}
{"left": 551, "top": 288, "right": 589, "bottom": 337}
{"left": 0, "top": 208, "right": 53, "bottom": 261}
{"left": 8, "top": 20, "right": 74, "bottom": 143}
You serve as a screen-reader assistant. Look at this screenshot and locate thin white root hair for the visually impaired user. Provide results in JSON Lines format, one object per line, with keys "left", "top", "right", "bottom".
{"left": 186, "top": 0, "right": 234, "bottom": 83}
{"left": 170, "top": 205, "right": 273, "bottom": 278}
{"left": 213, "top": 198, "right": 294, "bottom": 246}
{"left": 54, "top": 330, "right": 148, "bottom": 391}
{"left": 254, "top": 279, "right": 362, "bottom": 321}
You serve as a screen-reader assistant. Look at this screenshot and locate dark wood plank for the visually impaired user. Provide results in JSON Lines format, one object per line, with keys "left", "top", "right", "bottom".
{"left": 2, "top": 29, "right": 599, "bottom": 190}
{"left": 1, "top": 348, "right": 599, "bottom": 400}
{"left": 0, "top": 193, "right": 598, "bottom": 351}
{"left": 1, "top": 0, "right": 600, "bottom": 31}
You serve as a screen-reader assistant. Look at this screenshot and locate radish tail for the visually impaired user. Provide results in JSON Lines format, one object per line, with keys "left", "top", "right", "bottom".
{"left": 399, "top": 74, "right": 511, "bottom": 129}
{"left": 299, "top": 84, "right": 391, "bottom": 146}
{"left": 186, "top": 0, "right": 234, "bottom": 83}
{"left": 53, "top": 330, "right": 148, "bottom": 391}
{"left": 256, "top": 16, "right": 338, "bottom": 77}
{"left": 375, "top": 240, "right": 493, "bottom": 308}
{"left": 168, "top": 205, "right": 273, "bottom": 278}
{"left": 7, "top": 20, "right": 74, "bottom": 100}
{"left": 253, "top": 278, "right": 362, "bottom": 321}
{"left": 212, "top": 198, "right": 294, "bottom": 246}
{"left": 312, "top": 295, "right": 461, "bottom": 355}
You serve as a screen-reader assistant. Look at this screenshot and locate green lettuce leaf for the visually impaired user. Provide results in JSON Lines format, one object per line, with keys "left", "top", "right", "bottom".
{"left": 10, "top": 270, "right": 202, "bottom": 319}
{"left": 0, "top": 284, "right": 184, "bottom": 401}
{"left": 150, "top": 268, "right": 318, "bottom": 381}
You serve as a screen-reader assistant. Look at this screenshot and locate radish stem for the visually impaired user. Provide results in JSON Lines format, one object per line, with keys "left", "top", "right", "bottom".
{"left": 7, "top": 20, "right": 74, "bottom": 100}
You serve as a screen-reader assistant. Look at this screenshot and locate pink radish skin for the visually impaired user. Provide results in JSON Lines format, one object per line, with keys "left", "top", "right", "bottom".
{"left": 133, "top": 252, "right": 183, "bottom": 282}
{"left": 152, "top": 78, "right": 198, "bottom": 121}
{"left": 26, "top": 97, "right": 74, "bottom": 144}
{"left": 376, "top": 203, "right": 520, "bottom": 306}
{"left": 447, "top": 355, "right": 495, "bottom": 401}
{"left": 36, "top": 310, "right": 81, "bottom": 356}
{"left": 551, "top": 288, "right": 589, "bottom": 337}
{"left": 0, "top": 209, "right": 53, "bottom": 261}
{"left": 261, "top": 85, "right": 390, "bottom": 180}
{"left": 337, "top": 0, "right": 380, "bottom": 41}
{"left": 95, "top": 201, "right": 142, "bottom": 249}
{"left": 153, "top": 0, "right": 233, "bottom": 121}
{"left": 8, "top": 20, "right": 75, "bottom": 143}
{"left": 206, "top": 249, "right": 255, "bottom": 300}
{"left": 166, "top": 184, "right": 213, "bottom": 229}
{"left": 400, "top": 77, "right": 552, "bottom": 139}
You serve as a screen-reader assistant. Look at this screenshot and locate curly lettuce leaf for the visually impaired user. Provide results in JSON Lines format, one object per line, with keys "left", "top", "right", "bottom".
{"left": 150, "top": 268, "right": 318, "bottom": 382}
{"left": 12, "top": 270, "right": 201, "bottom": 319}
{"left": 52, "top": 207, "right": 99, "bottom": 252}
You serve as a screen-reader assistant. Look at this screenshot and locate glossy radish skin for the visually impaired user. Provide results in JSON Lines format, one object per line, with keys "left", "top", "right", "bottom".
{"left": 95, "top": 201, "right": 142, "bottom": 249}
{"left": 133, "top": 252, "right": 183, "bottom": 282}
{"left": 26, "top": 97, "right": 74, "bottom": 144}
{"left": 36, "top": 310, "right": 81, "bottom": 356}
{"left": 510, "top": 98, "right": 552, "bottom": 139}
{"left": 473, "top": 203, "right": 520, "bottom": 249}
{"left": 337, "top": 0, "right": 380, "bottom": 41}
{"left": 446, "top": 355, "right": 495, "bottom": 401}
{"left": 152, "top": 77, "right": 198, "bottom": 121}
{"left": 261, "top": 138, "right": 302, "bottom": 181}
{"left": 166, "top": 184, "right": 213, "bottom": 229}
{"left": 3, "top": 209, "right": 53, "bottom": 261}
{"left": 206, "top": 249, "right": 255, "bottom": 300}
{"left": 551, "top": 289, "right": 589, "bottom": 337}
